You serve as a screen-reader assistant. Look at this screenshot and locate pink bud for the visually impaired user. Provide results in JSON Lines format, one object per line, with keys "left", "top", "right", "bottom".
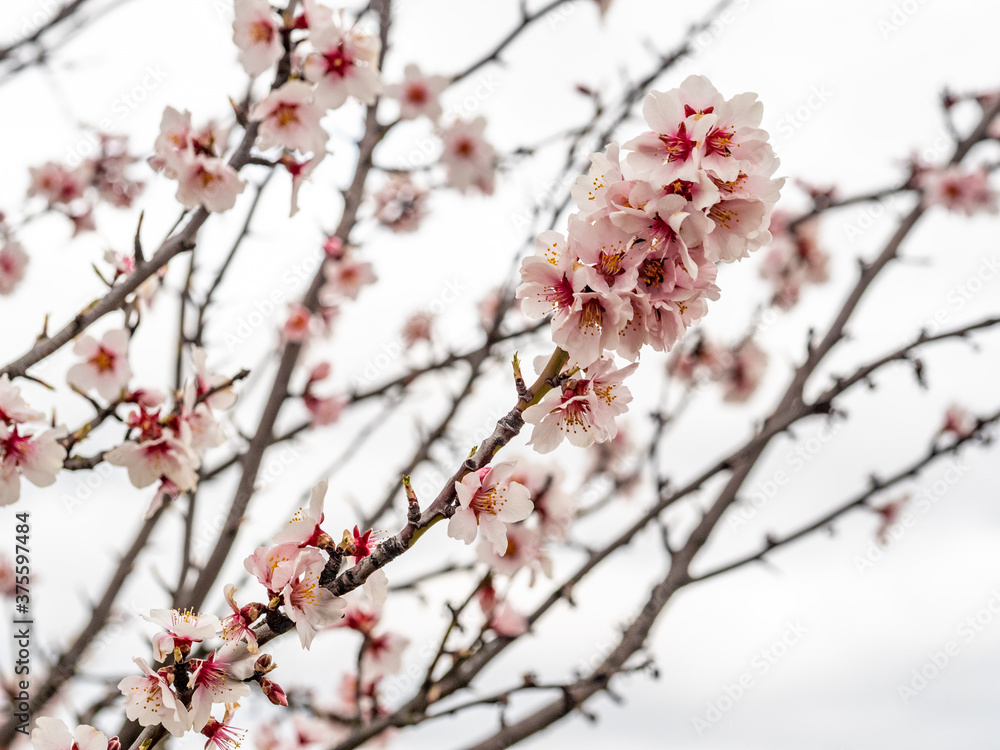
{"left": 259, "top": 677, "right": 288, "bottom": 706}
{"left": 107, "top": 738, "right": 122, "bottom": 750}
{"left": 323, "top": 235, "right": 344, "bottom": 259}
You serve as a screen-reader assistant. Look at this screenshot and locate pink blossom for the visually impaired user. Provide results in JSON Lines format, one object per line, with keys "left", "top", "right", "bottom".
{"left": 150, "top": 106, "right": 194, "bottom": 176}
{"left": 875, "top": 495, "right": 910, "bottom": 545}
{"left": 175, "top": 155, "right": 246, "bottom": 213}
{"left": 373, "top": 174, "right": 428, "bottom": 232}
{"left": 221, "top": 584, "right": 263, "bottom": 653}
{"left": 200, "top": 710, "right": 245, "bottom": 750}
{"left": 143, "top": 607, "right": 221, "bottom": 661}
{"left": 105, "top": 431, "right": 200, "bottom": 492}
{"left": 941, "top": 404, "right": 975, "bottom": 439}
{"left": 283, "top": 152, "right": 324, "bottom": 216}
{"left": 66, "top": 329, "right": 131, "bottom": 401}
{"left": 0, "top": 240, "right": 28, "bottom": 295}
{"left": 181, "top": 384, "right": 226, "bottom": 453}
{"left": 303, "top": 9, "right": 382, "bottom": 109}
{"left": 305, "top": 393, "right": 345, "bottom": 427}
{"left": 477, "top": 523, "right": 550, "bottom": 581}
{"left": 510, "top": 462, "right": 575, "bottom": 540}
{"left": 919, "top": 165, "right": 997, "bottom": 215}
{"left": 30, "top": 717, "right": 113, "bottom": 750}
{"left": 760, "top": 213, "right": 829, "bottom": 309}
{"left": 250, "top": 80, "right": 328, "bottom": 156}
{"left": 187, "top": 650, "right": 252, "bottom": 731}
{"left": 720, "top": 339, "right": 768, "bottom": 402}
{"left": 477, "top": 585, "right": 527, "bottom": 637}
{"left": 279, "top": 546, "right": 346, "bottom": 649}
{"left": 0, "top": 424, "right": 67, "bottom": 505}
{"left": 402, "top": 311, "right": 433, "bottom": 348}
{"left": 27, "top": 162, "right": 87, "bottom": 205}
{"left": 0, "top": 374, "right": 44, "bottom": 424}
{"left": 321, "top": 254, "right": 376, "bottom": 301}
{"left": 283, "top": 305, "right": 314, "bottom": 343}
{"left": 118, "top": 657, "right": 191, "bottom": 736}
{"left": 448, "top": 461, "right": 533, "bottom": 554}
{"left": 522, "top": 356, "right": 637, "bottom": 453}
{"left": 345, "top": 526, "right": 388, "bottom": 606}
{"left": 273, "top": 480, "right": 331, "bottom": 547}
{"left": 385, "top": 64, "right": 448, "bottom": 121}
{"left": 244, "top": 541, "right": 303, "bottom": 593}
{"left": 440, "top": 117, "right": 497, "bottom": 194}
{"left": 361, "top": 631, "right": 409, "bottom": 679}
{"left": 233, "top": 0, "right": 285, "bottom": 77}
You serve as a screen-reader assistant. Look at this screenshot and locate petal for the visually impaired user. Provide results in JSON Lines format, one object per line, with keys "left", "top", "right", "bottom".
{"left": 447, "top": 507, "right": 479, "bottom": 545}
{"left": 497, "top": 482, "right": 533, "bottom": 523}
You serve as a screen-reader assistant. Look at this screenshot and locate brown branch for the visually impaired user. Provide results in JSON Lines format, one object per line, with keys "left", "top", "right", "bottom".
{"left": 691, "top": 406, "right": 1000, "bottom": 582}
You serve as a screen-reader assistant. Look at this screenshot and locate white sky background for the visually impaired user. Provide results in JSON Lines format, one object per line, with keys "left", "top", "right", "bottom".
{"left": 1, "top": 0, "right": 1000, "bottom": 748}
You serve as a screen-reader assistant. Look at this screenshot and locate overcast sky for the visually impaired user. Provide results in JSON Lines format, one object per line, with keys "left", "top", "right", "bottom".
{"left": 1, "top": 0, "right": 999, "bottom": 748}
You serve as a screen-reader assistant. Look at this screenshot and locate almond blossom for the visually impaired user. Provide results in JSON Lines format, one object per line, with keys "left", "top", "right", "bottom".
{"left": 0, "top": 423, "right": 67, "bottom": 505}
{"left": 385, "top": 63, "right": 448, "bottom": 121}
{"left": 278, "top": 546, "right": 346, "bottom": 648}
{"left": 760, "top": 213, "right": 829, "bottom": 309}
{"left": 321, "top": 254, "right": 377, "bottom": 301}
{"left": 187, "top": 650, "right": 252, "bottom": 731}
{"left": 250, "top": 80, "right": 328, "bottom": 156}
{"left": 918, "top": 165, "right": 998, "bottom": 215}
{"left": 221, "top": 584, "right": 263, "bottom": 653}
{"left": 476, "top": 584, "right": 528, "bottom": 637}
{"left": 66, "top": 329, "right": 132, "bottom": 401}
{"left": 440, "top": 117, "right": 497, "bottom": 194}
{"left": 522, "top": 357, "right": 638, "bottom": 453}
{"left": 143, "top": 608, "right": 222, "bottom": 661}
{"left": 720, "top": 339, "right": 768, "bottom": 402}
{"left": 118, "top": 657, "right": 191, "bottom": 736}
{"left": 175, "top": 155, "right": 245, "bottom": 213}
{"left": 349, "top": 525, "right": 388, "bottom": 606}
{"left": 373, "top": 174, "right": 428, "bottom": 232}
{"left": 477, "top": 523, "right": 550, "bottom": 581}
{"left": 233, "top": 0, "right": 285, "bottom": 78}
{"left": 941, "top": 404, "right": 975, "bottom": 439}
{"left": 200, "top": 708, "right": 245, "bottom": 750}
{"left": 0, "top": 374, "right": 44, "bottom": 424}
{"left": 28, "top": 162, "right": 87, "bottom": 205}
{"left": 30, "top": 717, "right": 116, "bottom": 750}
{"left": 448, "top": 461, "right": 533, "bottom": 555}
{"left": 273, "top": 480, "right": 332, "bottom": 547}
{"left": 192, "top": 346, "right": 239, "bottom": 411}
{"left": 361, "top": 631, "right": 409, "bottom": 679}
{"left": 106, "top": 429, "right": 199, "bottom": 492}
{"left": 303, "top": 9, "right": 382, "bottom": 110}
{"left": 0, "top": 240, "right": 28, "bottom": 295}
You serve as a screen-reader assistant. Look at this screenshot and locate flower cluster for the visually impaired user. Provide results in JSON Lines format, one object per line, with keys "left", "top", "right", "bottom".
{"left": 104, "top": 347, "right": 239, "bottom": 516}
{"left": 759, "top": 212, "right": 829, "bottom": 309}
{"left": 118, "top": 610, "right": 250, "bottom": 738}
{"left": 243, "top": 481, "right": 348, "bottom": 649}
{"left": 27, "top": 133, "right": 144, "bottom": 235}
{"left": 516, "top": 75, "right": 781, "bottom": 450}
{"left": 0, "top": 375, "right": 66, "bottom": 505}
{"left": 149, "top": 107, "right": 244, "bottom": 213}
{"left": 519, "top": 75, "right": 781, "bottom": 369}
{"left": 668, "top": 335, "right": 768, "bottom": 402}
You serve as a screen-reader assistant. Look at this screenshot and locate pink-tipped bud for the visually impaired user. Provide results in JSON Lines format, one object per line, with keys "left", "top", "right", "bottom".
{"left": 106, "top": 738, "right": 122, "bottom": 750}
{"left": 323, "top": 235, "right": 344, "bottom": 259}
{"left": 259, "top": 677, "right": 288, "bottom": 706}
